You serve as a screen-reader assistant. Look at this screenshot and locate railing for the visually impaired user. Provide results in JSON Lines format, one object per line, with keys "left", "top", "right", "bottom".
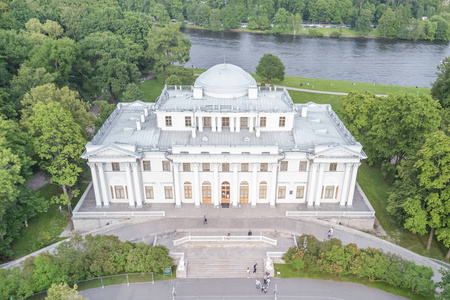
{"left": 285, "top": 211, "right": 375, "bottom": 217}
{"left": 266, "top": 252, "right": 285, "bottom": 259}
{"left": 173, "top": 235, "right": 277, "bottom": 246}
{"left": 73, "top": 211, "right": 165, "bottom": 218}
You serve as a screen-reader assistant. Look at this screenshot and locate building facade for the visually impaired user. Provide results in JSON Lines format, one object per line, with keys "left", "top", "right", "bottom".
{"left": 82, "top": 64, "right": 367, "bottom": 210}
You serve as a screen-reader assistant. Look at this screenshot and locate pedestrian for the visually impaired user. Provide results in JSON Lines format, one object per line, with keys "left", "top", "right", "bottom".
{"left": 263, "top": 274, "right": 267, "bottom": 284}
{"left": 253, "top": 263, "right": 257, "bottom": 273}
{"left": 247, "top": 267, "right": 250, "bottom": 278}
{"left": 327, "top": 226, "right": 334, "bottom": 239}
{"left": 203, "top": 215, "right": 207, "bottom": 225}
{"left": 248, "top": 229, "right": 252, "bottom": 236}
{"left": 255, "top": 279, "right": 261, "bottom": 289}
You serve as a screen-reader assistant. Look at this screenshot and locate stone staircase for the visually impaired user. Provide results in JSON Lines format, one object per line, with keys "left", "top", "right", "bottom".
{"left": 186, "top": 257, "right": 265, "bottom": 278}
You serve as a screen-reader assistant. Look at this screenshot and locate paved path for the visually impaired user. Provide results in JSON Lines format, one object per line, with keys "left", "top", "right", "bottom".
{"left": 80, "top": 278, "right": 407, "bottom": 299}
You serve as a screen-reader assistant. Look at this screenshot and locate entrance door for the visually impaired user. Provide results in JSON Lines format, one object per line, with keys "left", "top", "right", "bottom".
{"left": 221, "top": 181, "right": 230, "bottom": 203}
{"left": 240, "top": 182, "right": 249, "bottom": 203}
{"left": 202, "top": 182, "right": 212, "bottom": 203}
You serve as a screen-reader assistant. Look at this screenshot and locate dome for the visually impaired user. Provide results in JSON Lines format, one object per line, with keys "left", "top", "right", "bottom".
{"left": 194, "top": 64, "right": 257, "bottom": 99}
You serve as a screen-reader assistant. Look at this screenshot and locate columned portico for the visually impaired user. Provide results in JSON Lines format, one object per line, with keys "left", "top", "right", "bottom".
{"left": 212, "top": 163, "right": 220, "bottom": 207}
{"left": 131, "top": 163, "right": 143, "bottom": 207}
{"left": 236, "top": 116, "right": 240, "bottom": 132}
{"left": 251, "top": 163, "right": 258, "bottom": 207}
{"left": 198, "top": 116, "right": 203, "bottom": 132}
{"left": 347, "top": 163, "right": 360, "bottom": 206}
{"left": 88, "top": 163, "right": 102, "bottom": 207}
{"left": 96, "top": 163, "right": 109, "bottom": 207}
{"left": 340, "top": 163, "right": 352, "bottom": 206}
{"left": 314, "top": 163, "right": 325, "bottom": 207}
{"left": 125, "top": 163, "right": 136, "bottom": 207}
{"left": 232, "top": 163, "right": 239, "bottom": 207}
{"left": 173, "top": 163, "right": 182, "bottom": 207}
{"left": 307, "top": 163, "right": 318, "bottom": 207}
{"left": 193, "top": 163, "right": 201, "bottom": 207}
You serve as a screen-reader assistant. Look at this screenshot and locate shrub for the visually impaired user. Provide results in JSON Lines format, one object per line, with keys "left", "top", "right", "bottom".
{"left": 330, "top": 31, "right": 342, "bottom": 38}
{"left": 165, "top": 74, "right": 183, "bottom": 85}
{"left": 308, "top": 28, "right": 323, "bottom": 37}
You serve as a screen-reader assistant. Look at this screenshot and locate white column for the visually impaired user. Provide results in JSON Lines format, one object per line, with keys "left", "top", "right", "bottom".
{"left": 96, "top": 163, "right": 109, "bottom": 207}
{"left": 314, "top": 163, "right": 325, "bottom": 207}
{"left": 132, "top": 163, "right": 143, "bottom": 207}
{"left": 340, "top": 163, "right": 352, "bottom": 206}
{"left": 236, "top": 116, "right": 240, "bottom": 132}
{"left": 213, "top": 163, "right": 220, "bottom": 207}
{"left": 347, "top": 163, "right": 360, "bottom": 206}
{"left": 251, "top": 163, "right": 258, "bottom": 207}
{"left": 212, "top": 116, "right": 217, "bottom": 132}
{"left": 193, "top": 163, "right": 200, "bottom": 207}
{"left": 306, "top": 163, "right": 318, "bottom": 207}
{"left": 270, "top": 163, "right": 278, "bottom": 207}
{"left": 173, "top": 163, "right": 182, "bottom": 207}
{"left": 230, "top": 116, "right": 235, "bottom": 132}
{"left": 88, "top": 163, "right": 102, "bottom": 207}
{"left": 249, "top": 116, "right": 254, "bottom": 132}
{"left": 232, "top": 163, "right": 239, "bottom": 207}
{"left": 125, "top": 163, "right": 135, "bottom": 208}
{"left": 198, "top": 116, "right": 203, "bottom": 132}
{"left": 218, "top": 117, "right": 222, "bottom": 132}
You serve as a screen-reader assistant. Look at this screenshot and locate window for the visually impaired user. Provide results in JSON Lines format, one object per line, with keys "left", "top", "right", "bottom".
{"left": 162, "top": 161, "right": 170, "bottom": 171}
{"left": 145, "top": 186, "right": 154, "bottom": 199}
{"left": 278, "top": 186, "right": 286, "bottom": 199}
{"left": 222, "top": 163, "right": 230, "bottom": 172}
{"left": 260, "top": 163, "right": 268, "bottom": 172}
{"left": 115, "top": 186, "right": 125, "bottom": 199}
{"left": 185, "top": 116, "right": 191, "bottom": 127}
{"left": 202, "top": 163, "right": 210, "bottom": 171}
{"left": 164, "top": 186, "right": 173, "bottom": 199}
{"left": 165, "top": 116, "right": 172, "bottom": 127}
{"left": 259, "top": 181, "right": 267, "bottom": 199}
{"left": 203, "top": 117, "right": 211, "bottom": 127}
{"left": 184, "top": 182, "right": 192, "bottom": 199}
{"left": 240, "top": 117, "right": 248, "bottom": 127}
{"left": 222, "top": 117, "right": 229, "bottom": 127}
{"left": 324, "top": 186, "right": 335, "bottom": 199}
{"left": 279, "top": 116, "right": 285, "bottom": 127}
{"left": 299, "top": 161, "right": 308, "bottom": 172}
{"left": 112, "top": 162, "right": 120, "bottom": 171}
{"left": 202, "top": 182, "right": 211, "bottom": 202}
{"left": 143, "top": 161, "right": 151, "bottom": 171}
{"left": 260, "top": 117, "right": 266, "bottom": 127}
{"left": 296, "top": 186, "right": 305, "bottom": 199}
{"left": 183, "top": 163, "right": 191, "bottom": 172}
{"left": 280, "top": 161, "right": 288, "bottom": 171}
{"left": 241, "top": 163, "right": 249, "bottom": 172}
{"left": 329, "top": 163, "right": 337, "bottom": 171}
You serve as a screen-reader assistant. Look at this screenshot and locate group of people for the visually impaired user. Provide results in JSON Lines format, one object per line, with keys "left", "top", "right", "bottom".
{"left": 255, "top": 271, "right": 271, "bottom": 293}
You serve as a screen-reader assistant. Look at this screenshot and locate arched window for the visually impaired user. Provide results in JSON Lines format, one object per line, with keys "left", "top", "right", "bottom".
{"left": 184, "top": 181, "right": 192, "bottom": 199}
{"left": 240, "top": 181, "right": 249, "bottom": 203}
{"left": 259, "top": 181, "right": 267, "bottom": 199}
{"left": 202, "top": 181, "right": 211, "bottom": 203}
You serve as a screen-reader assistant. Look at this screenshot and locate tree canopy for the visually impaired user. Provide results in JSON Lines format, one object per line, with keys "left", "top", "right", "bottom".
{"left": 256, "top": 53, "right": 285, "bottom": 82}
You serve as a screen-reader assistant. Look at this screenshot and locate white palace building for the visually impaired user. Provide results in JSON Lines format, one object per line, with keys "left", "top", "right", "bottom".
{"left": 74, "top": 64, "right": 374, "bottom": 231}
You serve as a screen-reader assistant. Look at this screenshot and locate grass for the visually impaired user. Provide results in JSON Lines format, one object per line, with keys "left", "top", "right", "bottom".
{"left": 274, "top": 264, "right": 433, "bottom": 300}
{"left": 140, "top": 77, "right": 165, "bottom": 102}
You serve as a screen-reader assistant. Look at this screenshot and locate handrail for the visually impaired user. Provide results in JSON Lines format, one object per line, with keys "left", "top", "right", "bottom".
{"left": 73, "top": 211, "right": 165, "bottom": 217}
{"left": 286, "top": 211, "right": 375, "bottom": 217}
{"left": 173, "top": 235, "right": 277, "bottom": 246}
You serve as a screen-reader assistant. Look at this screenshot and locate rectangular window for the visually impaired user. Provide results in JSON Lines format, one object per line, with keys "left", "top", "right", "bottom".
{"left": 164, "top": 186, "right": 173, "bottom": 199}
{"left": 183, "top": 163, "right": 191, "bottom": 172}
{"left": 112, "top": 162, "right": 120, "bottom": 171}
{"left": 240, "top": 117, "right": 248, "bottom": 127}
{"left": 260, "top": 163, "right": 268, "bottom": 172}
{"left": 279, "top": 116, "right": 286, "bottom": 127}
{"left": 184, "top": 185, "right": 192, "bottom": 199}
{"left": 324, "top": 186, "right": 335, "bottom": 199}
{"left": 165, "top": 116, "right": 172, "bottom": 127}
{"left": 241, "top": 163, "right": 249, "bottom": 172}
{"left": 259, "top": 185, "right": 267, "bottom": 199}
{"left": 278, "top": 186, "right": 286, "bottom": 199}
{"left": 202, "top": 163, "right": 210, "bottom": 171}
{"left": 222, "top": 117, "right": 229, "bottom": 127}
{"left": 296, "top": 186, "right": 305, "bottom": 199}
{"left": 260, "top": 117, "right": 266, "bottom": 127}
{"left": 280, "top": 161, "right": 288, "bottom": 171}
{"left": 329, "top": 163, "right": 337, "bottom": 171}
{"left": 202, "top": 185, "right": 211, "bottom": 200}
{"left": 222, "top": 163, "right": 230, "bottom": 172}
{"left": 203, "top": 117, "right": 211, "bottom": 127}
{"left": 299, "top": 161, "right": 308, "bottom": 172}
{"left": 162, "top": 161, "right": 170, "bottom": 171}
{"left": 145, "top": 186, "right": 154, "bottom": 199}
{"left": 142, "top": 161, "right": 151, "bottom": 171}
{"left": 115, "top": 186, "right": 125, "bottom": 199}
{"left": 185, "top": 116, "right": 191, "bottom": 127}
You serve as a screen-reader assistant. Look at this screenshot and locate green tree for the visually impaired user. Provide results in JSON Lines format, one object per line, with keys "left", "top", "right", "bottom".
{"left": 288, "top": 13, "right": 302, "bottom": 36}
{"left": 0, "top": 267, "right": 34, "bottom": 299}
{"left": 146, "top": 23, "right": 191, "bottom": 73}
{"left": 165, "top": 74, "right": 182, "bottom": 85}
{"left": 122, "top": 83, "right": 144, "bottom": 102}
{"left": 355, "top": 9, "right": 373, "bottom": 36}
{"left": 272, "top": 8, "right": 290, "bottom": 33}
{"left": 46, "top": 282, "right": 85, "bottom": 300}
{"left": 221, "top": 4, "right": 243, "bottom": 29}
{"left": 431, "top": 57, "right": 450, "bottom": 108}
{"left": 10, "top": 65, "right": 57, "bottom": 103}
{"left": 377, "top": 8, "right": 399, "bottom": 37}
{"left": 209, "top": 9, "right": 222, "bottom": 31}
{"left": 33, "top": 253, "right": 62, "bottom": 291}
{"left": 93, "top": 100, "right": 116, "bottom": 131}
{"left": 256, "top": 53, "right": 285, "bottom": 82}
{"left": 402, "top": 263, "right": 435, "bottom": 295}
{"left": 126, "top": 243, "right": 172, "bottom": 273}
{"left": 438, "top": 268, "right": 450, "bottom": 299}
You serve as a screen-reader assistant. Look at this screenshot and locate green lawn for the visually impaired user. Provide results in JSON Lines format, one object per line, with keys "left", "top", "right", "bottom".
{"left": 274, "top": 264, "right": 433, "bottom": 300}
{"left": 140, "top": 77, "right": 165, "bottom": 102}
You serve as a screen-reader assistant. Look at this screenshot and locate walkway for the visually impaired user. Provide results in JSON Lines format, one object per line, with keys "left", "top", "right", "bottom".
{"left": 79, "top": 278, "right": 407, "bottom": 300}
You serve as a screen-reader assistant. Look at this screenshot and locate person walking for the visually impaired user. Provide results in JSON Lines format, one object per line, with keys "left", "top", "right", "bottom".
{"left": 203, "top": 215, "right": 207, "bottom": 225}
{"left": 247, "top": 268, "right": 250, "bottom": 278}
{"left": 255, "top": 279, "right": 261, "bottom": 289}
{"left": 327, "top": 227, "right": 334, "bottom": 239}
{"left": 253, "top": 263, "right": 258, "bottom": 273}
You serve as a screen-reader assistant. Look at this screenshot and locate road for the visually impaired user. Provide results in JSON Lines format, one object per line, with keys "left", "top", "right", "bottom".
{"left": 80, "top": 278, "right": 407, "bottom": 300}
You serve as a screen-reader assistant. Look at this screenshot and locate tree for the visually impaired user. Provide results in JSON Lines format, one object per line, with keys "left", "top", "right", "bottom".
{"left": 256, "top": 53, "right": 285, "bottom": 82}
{"left": 10, "top": 66, "right": 57, "bottom": 103}
{"left": 146, "top": 23, "right": 191, "bottom": 73}
{"left": 209, "top": 9, "right": 222, "bottom": 31}
{"left": 126, "top": 243, "right": 172, "bottom": 273}
{"left": 0, "top": 267, "right": 34, "bottom": 299}
{"left": 377, "top": 8, "right": 399, "bottom": 37}
{"left": 355, "top": 9, "right": 373, "bottom": 36}
{"left": 46, "top": 283, "right": 85, "bottom": 300}
{"left": 272, "top": 8, "right": 290, "bottom": 33}
{"left": 93, "top": 100, "right": 116, "bottom": 132}
{"left": 165, "top": 75, "right": 182, "bottom": 85}
{"left": 288, "top": 13, "right": 303, "bottom": 36}
{"left": 25, "top": 101, "right": 86, "bottom": 214}
{"left": 438, "top": 268, "right": 450, "bottom": 299}
{"left": 33, "top": 253, "right": 62, "bottom": 291}
{"left": 122, "top": 83, "right": 144, "bottom": 102}
{"left": 431, "top": 56, "right": 450, "bottom": 108}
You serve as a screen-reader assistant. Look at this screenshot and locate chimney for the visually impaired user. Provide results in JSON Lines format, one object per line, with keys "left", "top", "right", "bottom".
{"left": 144, "top": 107, "right": 149, "bottom": 117}
{"left": 136, "top": 119, "right": 141, "bottom": 131}
{"left": 301, "top": 106, "right": 308, "bottom": 118}
{"left": 140, "top": 112, "right": 145, "bottom": 123}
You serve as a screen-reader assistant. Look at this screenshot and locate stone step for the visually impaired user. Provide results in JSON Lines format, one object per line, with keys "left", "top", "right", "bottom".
{"left": 186, "top": 258, "right": 265, "bottom": 278}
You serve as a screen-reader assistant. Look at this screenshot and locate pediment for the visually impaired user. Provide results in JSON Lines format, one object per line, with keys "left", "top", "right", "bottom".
{"left": 314, "top": 145, "right": 366, "bottom": 159}
{"left": 82, "top": 144, "right": 140, "bottom": 159}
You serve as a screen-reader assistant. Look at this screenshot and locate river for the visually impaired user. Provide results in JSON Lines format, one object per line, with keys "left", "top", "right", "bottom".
{"left": 183, "top": 28, "right": 450, "bottom": 87}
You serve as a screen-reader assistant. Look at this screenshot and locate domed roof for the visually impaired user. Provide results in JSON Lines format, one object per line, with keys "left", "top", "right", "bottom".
{"left": 194, "top": 64, "right": 256, "bottom": 98}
